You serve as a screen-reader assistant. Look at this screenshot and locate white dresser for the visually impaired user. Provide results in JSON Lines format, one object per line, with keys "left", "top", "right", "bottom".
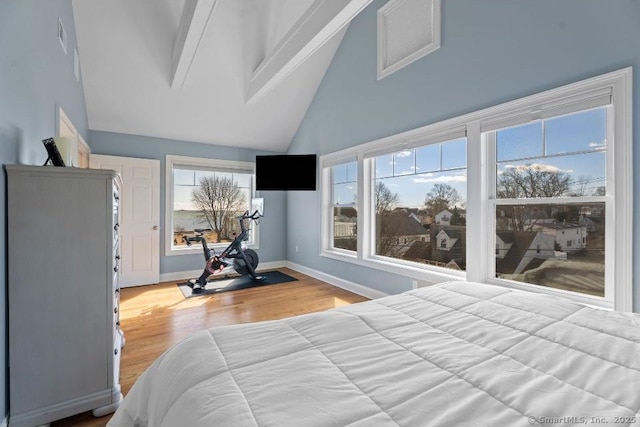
{"left": 6, "top": 165, "right": 124, "bottom": 427}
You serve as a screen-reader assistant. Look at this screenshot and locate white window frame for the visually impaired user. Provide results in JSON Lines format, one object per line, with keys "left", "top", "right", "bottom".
{"left": 319, "top": 67, "right": 632, "bottom": 311}
{"left": 165, "top": 155, "right": 258, "bottom": 257}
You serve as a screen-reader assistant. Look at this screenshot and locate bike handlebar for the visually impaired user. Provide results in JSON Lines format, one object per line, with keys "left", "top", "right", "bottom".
{"left": 238, "top": 210, "right": 262, "bottom": 220}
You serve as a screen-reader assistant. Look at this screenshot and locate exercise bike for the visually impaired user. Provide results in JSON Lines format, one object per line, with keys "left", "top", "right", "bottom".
{"left": 183, "top": 210, "right": 265, "bottom": 293}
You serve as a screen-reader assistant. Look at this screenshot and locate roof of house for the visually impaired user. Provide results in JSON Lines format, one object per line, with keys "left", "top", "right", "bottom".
{"left": 403, "top": 240, "right": 432, "bottom": 260}
{"left": 496, "top": 230, "right": 541, "bottom": 274}
{"left": 437, "top": 228, "right": 461, "bottom": 240}
{"left": 381, "top": 212, "right": 428, "bottom": 236}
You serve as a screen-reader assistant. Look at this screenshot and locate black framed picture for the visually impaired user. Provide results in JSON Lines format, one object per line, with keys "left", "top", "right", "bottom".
{"left": 42, "top": 138, "right": 66, "bottom": 167}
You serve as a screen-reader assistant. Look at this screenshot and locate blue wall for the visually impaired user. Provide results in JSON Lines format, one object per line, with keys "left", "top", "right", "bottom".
{"left": 89, "top": 131, "right": 287, "bottom": 275}
{"left": 287, "top": 0, "right": 640, "bottom": 310}
{"left": 0, "top": 0, "right": 88, "bottom": 419}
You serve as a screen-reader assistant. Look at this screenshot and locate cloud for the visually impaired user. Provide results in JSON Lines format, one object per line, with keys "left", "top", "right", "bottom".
{"left": 412, "top": 173, "right": 467, "bottom": 184}
{"left": 503, "top": 163, "right": 564, "bottom": 173}
{"left": 395, "top": 150, "right": 412, "bottom": 158}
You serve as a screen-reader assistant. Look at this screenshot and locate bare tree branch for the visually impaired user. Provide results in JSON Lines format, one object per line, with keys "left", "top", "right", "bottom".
{"left": 191, "top": 176, "right": 246, "bottom": 242}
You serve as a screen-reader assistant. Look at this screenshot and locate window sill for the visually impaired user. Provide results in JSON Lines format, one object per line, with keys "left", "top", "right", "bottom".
{"left": 485, "top": 277, "right": 613, "bottom": 311}
{"left": 320, "top": 249, "right": 465, "bottom": 284}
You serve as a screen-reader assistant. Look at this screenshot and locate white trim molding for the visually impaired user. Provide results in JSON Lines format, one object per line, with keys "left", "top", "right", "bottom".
{"left": 171, "top": 0, "right": 220, "bottom": 89}
{"left": 377, "top": 0, "right": 441, "bottom": 79}
{"left": 286, "top": 261, "right": 389, "bottom": 300}
{"left": 247, "top": 0, "right": 372, "bottom": 103}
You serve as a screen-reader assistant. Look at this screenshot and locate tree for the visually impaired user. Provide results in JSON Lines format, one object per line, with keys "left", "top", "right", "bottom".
{"left": 497, "top": 164, "right": 571, "bottom": 231}
{"left": 375, "top": 181, "right": 399, "bottom": 214}
{"left": 191, "top": 176, "right": 246, "bottom": 242}
{"left": 497, "top": 164, "right": 570, "bottom": 199}
{"left": 450, "top": 206, "right": 466, "bottom": 226}
{"left": 375, "top": 181, "right": 401, "bottom": 256}
{"left": 424, "top": 183, "right": 461, "bottom": 216}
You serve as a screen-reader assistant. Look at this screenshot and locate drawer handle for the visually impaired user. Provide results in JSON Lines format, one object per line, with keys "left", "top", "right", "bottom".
{"left": 114, "top": 348, "right": 118, "bottom": 355}
{"left": 114, "top": 224, "right": 120, "bottom": 231}
{"left": 114, "top": 307, "right": 118, "bottom": 314}
{"left": 114, "top": 266, "right": 119, "bottom": 273}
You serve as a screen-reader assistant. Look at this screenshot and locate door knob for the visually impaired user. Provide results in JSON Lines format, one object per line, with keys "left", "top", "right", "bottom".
{"left": 152, "top": 225, "right": 159, "bottom": 230}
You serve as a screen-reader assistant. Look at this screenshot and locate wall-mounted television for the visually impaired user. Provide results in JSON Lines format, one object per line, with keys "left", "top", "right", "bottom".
{"left": 256, "top": 154, "right": 317, "bottom": 191}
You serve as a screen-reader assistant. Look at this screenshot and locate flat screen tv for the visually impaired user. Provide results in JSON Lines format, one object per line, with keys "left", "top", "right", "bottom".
{"left": 256, "top": 154, "right": 317, "bottom": 191}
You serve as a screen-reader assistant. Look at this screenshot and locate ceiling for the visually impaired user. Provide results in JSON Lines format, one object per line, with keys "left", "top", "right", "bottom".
{"left": 72, "top": 0, "right": 371, "bottom": 153}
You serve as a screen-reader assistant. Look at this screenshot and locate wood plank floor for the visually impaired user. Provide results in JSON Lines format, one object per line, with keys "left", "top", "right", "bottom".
{"left": 52, "top": 268, "right": 368, "bottom": 426}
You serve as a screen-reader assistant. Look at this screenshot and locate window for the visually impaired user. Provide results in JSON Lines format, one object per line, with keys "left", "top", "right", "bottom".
{"left": 165, "top": 155, "right": 256, "bottom": 256}
{"left": 331, "top": 161, "right": 358, "bottom": 252}
{"left": 319, "top": 68, "right": 632, "bottom": 311}
{"left": 490, "top": 107, "right": 608, "bottom": 298}
{"left": 373, "top": 138, "right": 467, "bottom": 271}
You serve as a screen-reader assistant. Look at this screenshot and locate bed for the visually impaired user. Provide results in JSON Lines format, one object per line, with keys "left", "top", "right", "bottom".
{"left": 108, "top": 281, "right": 640, "bottom": 427}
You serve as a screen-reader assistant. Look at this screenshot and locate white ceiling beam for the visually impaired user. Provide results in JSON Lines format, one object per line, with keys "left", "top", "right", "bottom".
{"left": 170, "top": 0, "right": 219, "bottom": 90}
{"left": 246, "top": 0, "right": 373, "bottom": 104}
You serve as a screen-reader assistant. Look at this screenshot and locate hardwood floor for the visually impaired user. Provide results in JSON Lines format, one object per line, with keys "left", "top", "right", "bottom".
{"left": 52, "top": 268, "right": 368, "bottom": 426}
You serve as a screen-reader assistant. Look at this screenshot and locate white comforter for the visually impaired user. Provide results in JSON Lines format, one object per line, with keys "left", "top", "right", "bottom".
{"left": 108, "top": 281, "right": 640, "bottom": 427}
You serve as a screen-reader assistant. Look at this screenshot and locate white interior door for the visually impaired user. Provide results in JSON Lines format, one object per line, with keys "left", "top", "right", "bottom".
{"left": 91, "top": 154, "right": 161, "bottom": 287}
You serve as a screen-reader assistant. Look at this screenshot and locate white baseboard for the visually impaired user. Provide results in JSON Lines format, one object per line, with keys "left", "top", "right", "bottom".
{"left": 158, "top": 261, "right": 287, "bottom": 283}
{"left": 286, "top": 261, "right": 389, "bottom": 300}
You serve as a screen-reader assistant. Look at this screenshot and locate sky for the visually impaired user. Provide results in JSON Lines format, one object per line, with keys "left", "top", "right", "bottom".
{"left": 174, "top": 169, "right": 252, "bottom": 211}
{"left": 333, "top": 107, "right": 607, "bottom": 209}
{"left": 173, "top": 107, "right": 607, "bottom": 212}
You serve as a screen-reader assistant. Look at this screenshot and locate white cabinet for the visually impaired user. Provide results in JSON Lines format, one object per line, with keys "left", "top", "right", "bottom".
{"left": 6, "top": 165, "right": 123, "bottom": 427}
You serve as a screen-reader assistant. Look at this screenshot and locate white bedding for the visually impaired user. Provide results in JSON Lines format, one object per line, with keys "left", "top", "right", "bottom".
{"left": 108, "top": 281, "right": 640, "bottom": 427}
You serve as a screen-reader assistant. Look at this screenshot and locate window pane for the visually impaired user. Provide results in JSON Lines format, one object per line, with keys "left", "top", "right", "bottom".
{"left": 496, "top": 151, "right": 606, "bottom": 198}
{"left": 495, "top": 203, "right": 605, "bottom": 297}
{"left": 334, "top": 207, "right": 357, "bottom": 251}
{"left": 194, "top": 170, "right": 216, "bottom": 183}
{"left": 393, "top": 150, "right": 414, "bottom": 176}
{"left": 332, "top": 163, "right": 348, "bottom": 184}
{"left": 333, "top": 183, "right": 357, "bottom": 205}
{"left": 233, "top": 173, "right": 252, "bottom": 188}
{"left": 174, "top": 169, "right": 195, "bottom": 186}
{"left": 415, "top": 144, "right": 440, "bottom": 173}
{"left": 375, "top": 154, "right": 394, "bottom": 178}
{"left": 331, "top": 161, "right": 358, "bottom": 252}
{"left": 173, "top": 167, "right": 251, "bottom": 248}
{"left": 496, "top": 122, "right": 543, "bottom": 162}
{"left": 347, "top": 162, "right": 358, "bottom": 182}
{"left": 441, "top": 138, "right": 466, "bottom": 169}
{"left": 545, "top": 108, "right": 607, "bottom": 155}
{"left": 332, "top": 161, "right": 357, "bottom": 205}
{"left": 374, "top": 140, "right": 467, "bottom": 272}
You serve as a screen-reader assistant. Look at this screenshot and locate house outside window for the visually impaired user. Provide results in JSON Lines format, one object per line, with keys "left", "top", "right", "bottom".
{"left": 165, "top": 155, "right": 256, "bottom": 256}
{"left": 319, "top": 68, "right": 632, "bottom": 311}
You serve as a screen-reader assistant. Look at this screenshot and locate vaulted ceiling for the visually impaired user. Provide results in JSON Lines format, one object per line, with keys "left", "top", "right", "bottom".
{"left": 73, "top": 0, "right": 373, "bottom": 152}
